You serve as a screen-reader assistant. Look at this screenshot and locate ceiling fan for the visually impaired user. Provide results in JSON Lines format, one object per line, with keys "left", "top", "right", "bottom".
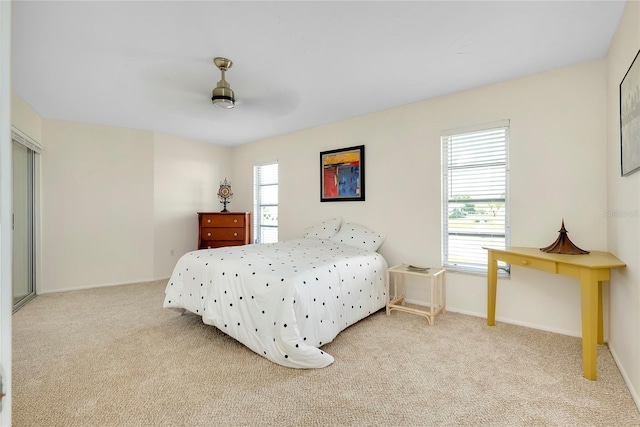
{"left": 207, "top": 56, "right": 300, "bottom": 115}
{"left": 211, "top": 57, "right": 235, "bottom": 109}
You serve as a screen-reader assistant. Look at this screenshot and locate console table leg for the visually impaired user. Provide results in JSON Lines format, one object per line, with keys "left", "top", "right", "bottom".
{"left": 580, "top": 269, "right": 599, "bottom": 381}
{"left": 487, "top": 251, "right": 498, "bottom": 326}
{"left": 597, "top": 282, "right": 604, "bottom": 344}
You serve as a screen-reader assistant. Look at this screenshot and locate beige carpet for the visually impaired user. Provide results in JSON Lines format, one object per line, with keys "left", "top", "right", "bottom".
{"left": 11, "top": 280, "right": 640, "bottom": 426}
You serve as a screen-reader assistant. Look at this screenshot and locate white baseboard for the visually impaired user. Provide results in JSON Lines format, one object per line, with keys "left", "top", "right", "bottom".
{"left": 37, "top": 277, "right": 169, "bottom": 295}
{"left": 609, "top": 344, "right": 640, "bottom": 412}
{"left": 404, "top": 297, "right": 581, "bottom": 338}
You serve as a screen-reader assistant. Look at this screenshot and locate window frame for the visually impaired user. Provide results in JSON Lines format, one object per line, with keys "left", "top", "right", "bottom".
{"left": 253, "top": 162, "right": 279, "bottom": 244}
{"left": 441, "top": 120, "right": 510, "bottom": 276}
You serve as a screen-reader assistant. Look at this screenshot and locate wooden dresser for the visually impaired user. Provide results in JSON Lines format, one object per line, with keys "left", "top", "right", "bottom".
{"left": 197, "top": 212, "right": 251, "bottom": 249}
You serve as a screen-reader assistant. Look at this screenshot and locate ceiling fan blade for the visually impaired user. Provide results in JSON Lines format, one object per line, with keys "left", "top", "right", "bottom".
{"left": 236, "top": 90, "right": 300, "bottom": 117}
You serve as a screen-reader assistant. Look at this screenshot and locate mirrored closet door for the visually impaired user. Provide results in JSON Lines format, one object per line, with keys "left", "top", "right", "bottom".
{"left": 12, "top": 138, "right": 36, "bottom": 311}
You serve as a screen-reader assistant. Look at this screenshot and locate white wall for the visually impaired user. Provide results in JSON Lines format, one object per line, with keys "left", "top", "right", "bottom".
{"left": 11, "top": 93, "right": 41, "bottom": 142}
{"left": 233, "top": 59, "right": 609, "bottom": 337}
{"left": 606, "top": 0, "right": 640, "bottom": 409}
{"left": 40, "top": 119, "right": 156, "bottom": 292}
{"left": 153, "top": 133, "right": 233, "bottom": 278}
{"left": 11, "top": 99, "right": 235, "bottom": 293}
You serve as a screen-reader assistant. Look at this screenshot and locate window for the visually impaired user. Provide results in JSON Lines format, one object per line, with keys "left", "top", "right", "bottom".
{"left": 253, "top": 162, "right": 278, "bottom": 244}
{"left": 441, "top": 121, "right": 510, "bottom": 274}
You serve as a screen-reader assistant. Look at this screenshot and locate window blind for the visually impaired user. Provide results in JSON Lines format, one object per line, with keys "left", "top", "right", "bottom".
{"left": 442, "top": 124, "right": 509, "bottom": 273}
{"left": 253, "top": 162, "right": 279, "bottom": 244}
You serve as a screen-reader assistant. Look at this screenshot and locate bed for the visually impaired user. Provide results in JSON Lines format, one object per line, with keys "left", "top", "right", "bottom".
{"left": 163, "top": 218, "right": 387, "bottom": 368}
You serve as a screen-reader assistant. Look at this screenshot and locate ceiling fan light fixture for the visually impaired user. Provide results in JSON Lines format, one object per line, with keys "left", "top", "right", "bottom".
{"left": 212, "top": 57, "right": 235, "bottom": 109}
{"left": 212, "top": 86, "right": 235, "bottom": 109}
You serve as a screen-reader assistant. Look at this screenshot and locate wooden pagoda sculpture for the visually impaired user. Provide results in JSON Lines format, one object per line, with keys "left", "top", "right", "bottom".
{"left": 540, "top": 220, "right": 589, "bottom": 255}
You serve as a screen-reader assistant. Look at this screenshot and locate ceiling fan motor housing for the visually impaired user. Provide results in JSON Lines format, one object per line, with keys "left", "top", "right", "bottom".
{"left": 212, "top": 83, "right": 235, "bottom": 108}
{"left": 212, "top": 57, "right": 235, "bottom": 109}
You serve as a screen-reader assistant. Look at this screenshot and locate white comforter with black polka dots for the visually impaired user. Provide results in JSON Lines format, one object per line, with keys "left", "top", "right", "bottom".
{"left": 163, "top": 238, "right": 388, "bottom": 368}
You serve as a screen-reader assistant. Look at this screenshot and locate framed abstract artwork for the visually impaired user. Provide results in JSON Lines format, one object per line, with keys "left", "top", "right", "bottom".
{"left": 320, "top": 145, "right": 365, "bottom": 202}
{"left": 620, "top": 48, "right": 640, "bottom": 177}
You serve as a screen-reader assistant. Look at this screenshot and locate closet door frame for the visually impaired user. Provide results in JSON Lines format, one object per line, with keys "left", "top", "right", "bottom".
{"left": 11, "top": 127, "right": 41, "bottom": 312}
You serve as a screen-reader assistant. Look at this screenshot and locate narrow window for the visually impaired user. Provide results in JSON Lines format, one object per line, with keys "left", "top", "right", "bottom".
{"left": 442, "top": 122, "right": 510, "bottom": 274}
{"left": 253, "top": 162, "right": 278, "bottom": 244}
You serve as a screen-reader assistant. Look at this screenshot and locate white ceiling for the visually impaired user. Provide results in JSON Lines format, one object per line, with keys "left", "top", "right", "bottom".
{"left": 11, "top": 1, "right": 626, "bottom": 147}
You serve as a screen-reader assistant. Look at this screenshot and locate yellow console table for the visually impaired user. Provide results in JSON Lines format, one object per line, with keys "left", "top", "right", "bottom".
{"left": 485, "top": 246, "right": 626, "bottom": 381}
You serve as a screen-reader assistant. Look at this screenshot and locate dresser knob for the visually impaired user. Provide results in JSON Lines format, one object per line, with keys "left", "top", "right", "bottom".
{"left": 207, "top": 219, "right": 211, "bottom": 223}
{"left": 521, "top": 260, "right": 530, "bottom": 265}
{"left": 234, "top": 232, "right": 238, "bottom": 236}
{"left": 234, "top": 219, "right": 238, "bottom": 223}
{"left": 207, "top": 233, "right": 211, "bottom": 237}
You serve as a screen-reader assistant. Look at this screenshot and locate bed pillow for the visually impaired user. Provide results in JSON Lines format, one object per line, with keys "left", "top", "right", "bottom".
{"left": 303, "top": 216, "right": 342, "bottom": 240}
{"left": 330, "top": 223, "right": 385, "bottom": 252}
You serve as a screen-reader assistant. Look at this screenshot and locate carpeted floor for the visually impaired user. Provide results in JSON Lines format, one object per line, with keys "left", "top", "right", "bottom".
{"left": 11, "top": 280, "right": 640, "bottom": 426}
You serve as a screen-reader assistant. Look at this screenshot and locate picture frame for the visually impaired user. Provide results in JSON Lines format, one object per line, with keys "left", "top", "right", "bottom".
{"left": 320, "top": 145, "right": 365, "bottom": 202}
{"left": 620, "top": 48, "right": 640, "bottom": 177}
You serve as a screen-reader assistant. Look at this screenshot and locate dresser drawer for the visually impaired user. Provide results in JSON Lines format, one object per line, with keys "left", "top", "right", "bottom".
{"left": 200, "top": 214, "right": 245, "bottom": 227}
{"left": 201, "top": 227, "right": 245, "bottom": 241}
{"left": 498, "top": 252, "right": 557, "bottom": 274}
{"left": 201, "top": 240, "right": 245, "bottom": 249}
